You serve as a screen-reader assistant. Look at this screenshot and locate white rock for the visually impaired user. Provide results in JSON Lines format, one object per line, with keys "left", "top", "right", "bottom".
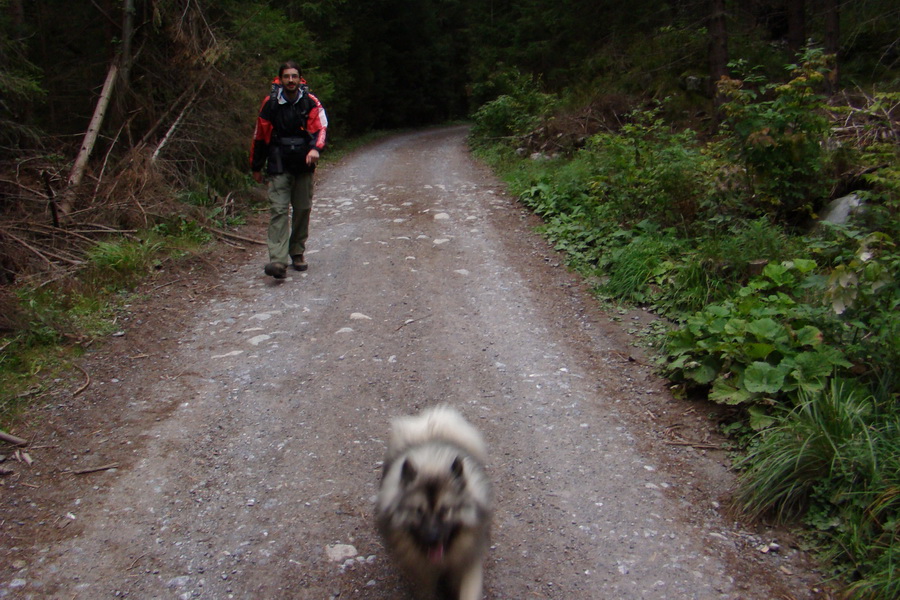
{"left": 248, "top": 335, "right": 271, "bottom": 346}
{"left": 326, "top": 544, "right": 358, "bottom": 562}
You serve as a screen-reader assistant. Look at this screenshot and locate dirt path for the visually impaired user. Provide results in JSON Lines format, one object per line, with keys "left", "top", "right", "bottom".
{"left": 1, "top": 127, "right": 823, "bottom": 599}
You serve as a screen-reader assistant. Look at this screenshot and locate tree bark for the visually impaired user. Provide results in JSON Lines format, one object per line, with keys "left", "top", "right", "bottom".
{"left": 824, "top": 0, "right": 840, "bottom": 91}
{"left": 60, "top": 0, "right": 134, "bottom": 215}
{"left": 60, "top": 62, "right": 119, "bottom": 215}
{"left": 786, "top": 0, "right": 806, "bottom": 53}
{"left": 9, "top": 0, "right": 24, "bottom": 27}
{"left": 708, "top": 0, "right": 729, "bottom": 104}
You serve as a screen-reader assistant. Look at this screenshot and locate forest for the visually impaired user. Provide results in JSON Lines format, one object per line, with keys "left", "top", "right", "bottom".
{"left": 1, "top": 1, "right": 898, "bottom": 597}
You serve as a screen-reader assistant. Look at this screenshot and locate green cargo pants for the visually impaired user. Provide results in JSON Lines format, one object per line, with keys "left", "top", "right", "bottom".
{"left": 267, "top": 172, "right": 313, "bottom": 264}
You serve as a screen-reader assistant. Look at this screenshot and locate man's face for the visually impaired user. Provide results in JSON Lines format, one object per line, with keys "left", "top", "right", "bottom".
{"left": 281, "top": 69, "right": 301, "bottom": 92}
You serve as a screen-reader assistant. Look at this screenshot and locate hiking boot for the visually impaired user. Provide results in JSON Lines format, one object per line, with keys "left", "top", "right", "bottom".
{"left": 292, "top": 254, "right": 308, "bottom": 272}
{"left": 264, "top": 262, "right": 287, "bottom": 279}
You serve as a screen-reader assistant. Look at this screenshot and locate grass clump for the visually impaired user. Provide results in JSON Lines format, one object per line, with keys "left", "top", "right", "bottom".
{"left": 736, "top": 381, "right": 899, "bottom": 595}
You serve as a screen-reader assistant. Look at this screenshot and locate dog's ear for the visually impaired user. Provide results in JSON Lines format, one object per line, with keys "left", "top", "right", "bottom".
{"left": 400, "top": 458, "right": 418, "bottom": 485}
{"left": 450, "top": 456, "right": 465, "bottom": 481}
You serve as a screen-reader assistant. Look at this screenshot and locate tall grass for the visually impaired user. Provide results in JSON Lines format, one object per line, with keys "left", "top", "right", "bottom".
{"left": 735, "top": 381, "right": 877, "bottom": 521}
{"left": 735, "top": 381, "right": 899, "bottom": 597}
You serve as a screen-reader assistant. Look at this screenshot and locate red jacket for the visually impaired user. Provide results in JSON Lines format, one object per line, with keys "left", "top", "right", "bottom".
{"left": 250, "top": 82, "right": 327, "bottom": 175}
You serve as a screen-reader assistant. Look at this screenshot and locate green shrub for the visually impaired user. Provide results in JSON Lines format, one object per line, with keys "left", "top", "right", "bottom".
{"left": 84, "top": 238, "right": 163, "bottom": 291}
{"left": 584, "top": 104, "right": 713, "bottom": 231}
{"left": 716, "top": 48, "right": 834, "bottom": 220}
{"left": 470, "top": 92, "right": 557, "bottom": 141}
{"left": 735, "top": 380, "right": 877, "bottom": 520}
{"left": 663, "top": 259, "right": 852, "bottom": 410}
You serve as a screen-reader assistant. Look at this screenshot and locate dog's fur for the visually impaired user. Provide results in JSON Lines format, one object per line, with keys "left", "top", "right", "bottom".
{"left": 376, "top": 406, "right": 492, "bottom": 600}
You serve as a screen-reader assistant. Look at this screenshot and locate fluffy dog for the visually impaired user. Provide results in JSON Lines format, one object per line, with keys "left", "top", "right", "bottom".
{"left": 376, "top": 405, "right": 492, "bottom": 600}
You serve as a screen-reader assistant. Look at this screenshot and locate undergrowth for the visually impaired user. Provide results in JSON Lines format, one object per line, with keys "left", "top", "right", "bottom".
{"left": 470, "top": 50, "right": 899, "bottom": 597}
{"left": 0, "top": 207, "right": 229, "bottom": 426}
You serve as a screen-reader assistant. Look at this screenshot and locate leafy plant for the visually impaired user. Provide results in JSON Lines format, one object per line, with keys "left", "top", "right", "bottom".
{"left": 583, "top": 104, "right": 713, "bottom": 231}
{"left": 85, "top": 238, "right": 163, "bottom": 289}
{"left": 717, "top": 48, "right": 834, "bottom": 220}
{"left": 663, "top": 259, "right": 852, "bottom": 410}
{"left": 470, "top": 90, "right": 558, "bottom": 141}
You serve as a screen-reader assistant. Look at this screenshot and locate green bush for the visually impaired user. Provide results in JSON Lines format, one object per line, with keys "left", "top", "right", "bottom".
{"left": 584, "top": 105, "right": 713, "bottom": 231}
{"left": 469, "top": 69, "right": 558, "bottom": 142}
{"left": 717, "top": 49, "right": 834, "bottom": 220}
{"left": 663, "top": 259, "right": 853, "bottom": 411}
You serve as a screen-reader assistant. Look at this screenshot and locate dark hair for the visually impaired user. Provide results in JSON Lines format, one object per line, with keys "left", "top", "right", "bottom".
{"left": 278, "top": 61, "right": 302, "bottom": 78}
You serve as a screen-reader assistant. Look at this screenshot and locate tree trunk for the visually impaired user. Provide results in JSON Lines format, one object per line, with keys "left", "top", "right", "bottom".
{"left": 786, "top": 0, "right": 806, "bottom": 53}
{"left": 60, "top": 0, "right": 134, "bottom": 215}
{"left": 9, "top": 0, "right": 24, "bottom": 27}
{"left": 708, "top": 0, "right": 729, "bottom": 104}
{"left": 824, "top": 0, "right": 840, "bottom": 91}
{"left": 60, "top": 62, "right": 119, "bottom": 215}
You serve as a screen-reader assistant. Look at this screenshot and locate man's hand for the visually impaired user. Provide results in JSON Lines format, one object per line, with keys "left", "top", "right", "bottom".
{"left": 306, "top": 148, "right": 320, "bottom": 167}
{"left": 252, "top": 171, "right": 263, "bottom": 184}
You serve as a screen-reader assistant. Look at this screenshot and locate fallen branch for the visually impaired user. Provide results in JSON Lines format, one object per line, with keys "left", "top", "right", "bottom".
{"left": 204, "top": 225, "right": 266, "bottom": 246}
{"left": 0, "top": 177, "right": 48, "bottom": 200}
{"left": 151, "top": 277, "right": 183, "bottom": 291}
{"left": 664, "top": 440, "right": 723, "bottom": 450}
{"left": 4, "top": 230, "right": 54, "bottom": 265}
{"left": 73, "top": 462, "right": 120, "bottom": 475}
{"left": 73, "top": 363, "right": 91, "bottom": 397}
{"left": 0, "top": 430, "right": 28, "bottom": 446}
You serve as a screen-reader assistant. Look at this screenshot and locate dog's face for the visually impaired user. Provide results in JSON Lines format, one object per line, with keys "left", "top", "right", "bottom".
{"left": 394, "top": 456, "right": 469, "bottom": 563}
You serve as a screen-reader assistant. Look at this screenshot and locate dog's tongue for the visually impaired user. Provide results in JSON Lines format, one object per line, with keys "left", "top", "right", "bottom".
{"left": 428, "top": 544, "right": 445, "bottom": 563}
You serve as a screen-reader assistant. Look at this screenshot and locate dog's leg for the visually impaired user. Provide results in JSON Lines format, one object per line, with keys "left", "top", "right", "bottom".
{"left": 457, "top": 563, "right": 483, "bottom": 600}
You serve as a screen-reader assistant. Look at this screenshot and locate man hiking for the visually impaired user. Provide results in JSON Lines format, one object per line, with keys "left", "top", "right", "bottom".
{"left": 250, "top": 61, "right": 328, "bottom": 279}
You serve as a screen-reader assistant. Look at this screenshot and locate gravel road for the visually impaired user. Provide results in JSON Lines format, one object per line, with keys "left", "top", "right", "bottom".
{"left": 1, "top": 126, "right": 823, "bottom": 599}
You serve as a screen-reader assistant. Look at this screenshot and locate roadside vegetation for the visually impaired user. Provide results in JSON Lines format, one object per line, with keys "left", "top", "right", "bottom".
{"left": 469, "top": 50, "right": 898, "bottom": 598}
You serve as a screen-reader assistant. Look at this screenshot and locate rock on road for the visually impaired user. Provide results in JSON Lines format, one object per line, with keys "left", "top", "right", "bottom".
{"left": 1, "top": 127, "right": 820, "bottom": 599}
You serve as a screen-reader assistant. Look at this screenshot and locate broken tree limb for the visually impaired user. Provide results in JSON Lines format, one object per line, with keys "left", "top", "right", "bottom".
{"left": 73, "top": 363, "right": 92, "bottom": 397}
{"left": 60, "top": 0, "right": 136, "bottom": 215}
{"left": 0, "top": 430, "right": 28, "bottom": 446}
{"left": 204, "top": 226, "right": 266, "bottom": 245}
{"left": 73, "top": 462, "right": 120, "bottom": 475}
{"left": 61, "top": 62, "right": 119, "bottom": 215}
{"left": 151, "top": 86, "right": 202, "bottom": 164}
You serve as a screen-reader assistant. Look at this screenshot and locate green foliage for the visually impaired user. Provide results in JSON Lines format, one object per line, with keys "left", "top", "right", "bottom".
{"left": 469, "top": 72, "right": 558, "bottom": 141}
{"left": 583, "top": 104, "right": 714, "bottom": 231}
{"left": 717, "top": 49, "right": 834, "bottom": 219}
{"left": 0, "top": 2, "right": 46, "bottom": 147}
{"left": 735, "top": 381, "right": 877, "bottom": 520}
{"left": 151, "top": 217, "right": 212, "bottom": 249}
{"left": 85, "top": 238, "right": 163, "bottom": 290}
{"left": 663, "top": 259, "right": 853, "bottom": 408}
{"left": 736, "top": 381, "right": 900, "bottom": 598}
{"left": 598, "top": 224, "right": 683, "bottom": 305}
{"left": 810, "top": 225, "right": 900, "bottom": 386}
